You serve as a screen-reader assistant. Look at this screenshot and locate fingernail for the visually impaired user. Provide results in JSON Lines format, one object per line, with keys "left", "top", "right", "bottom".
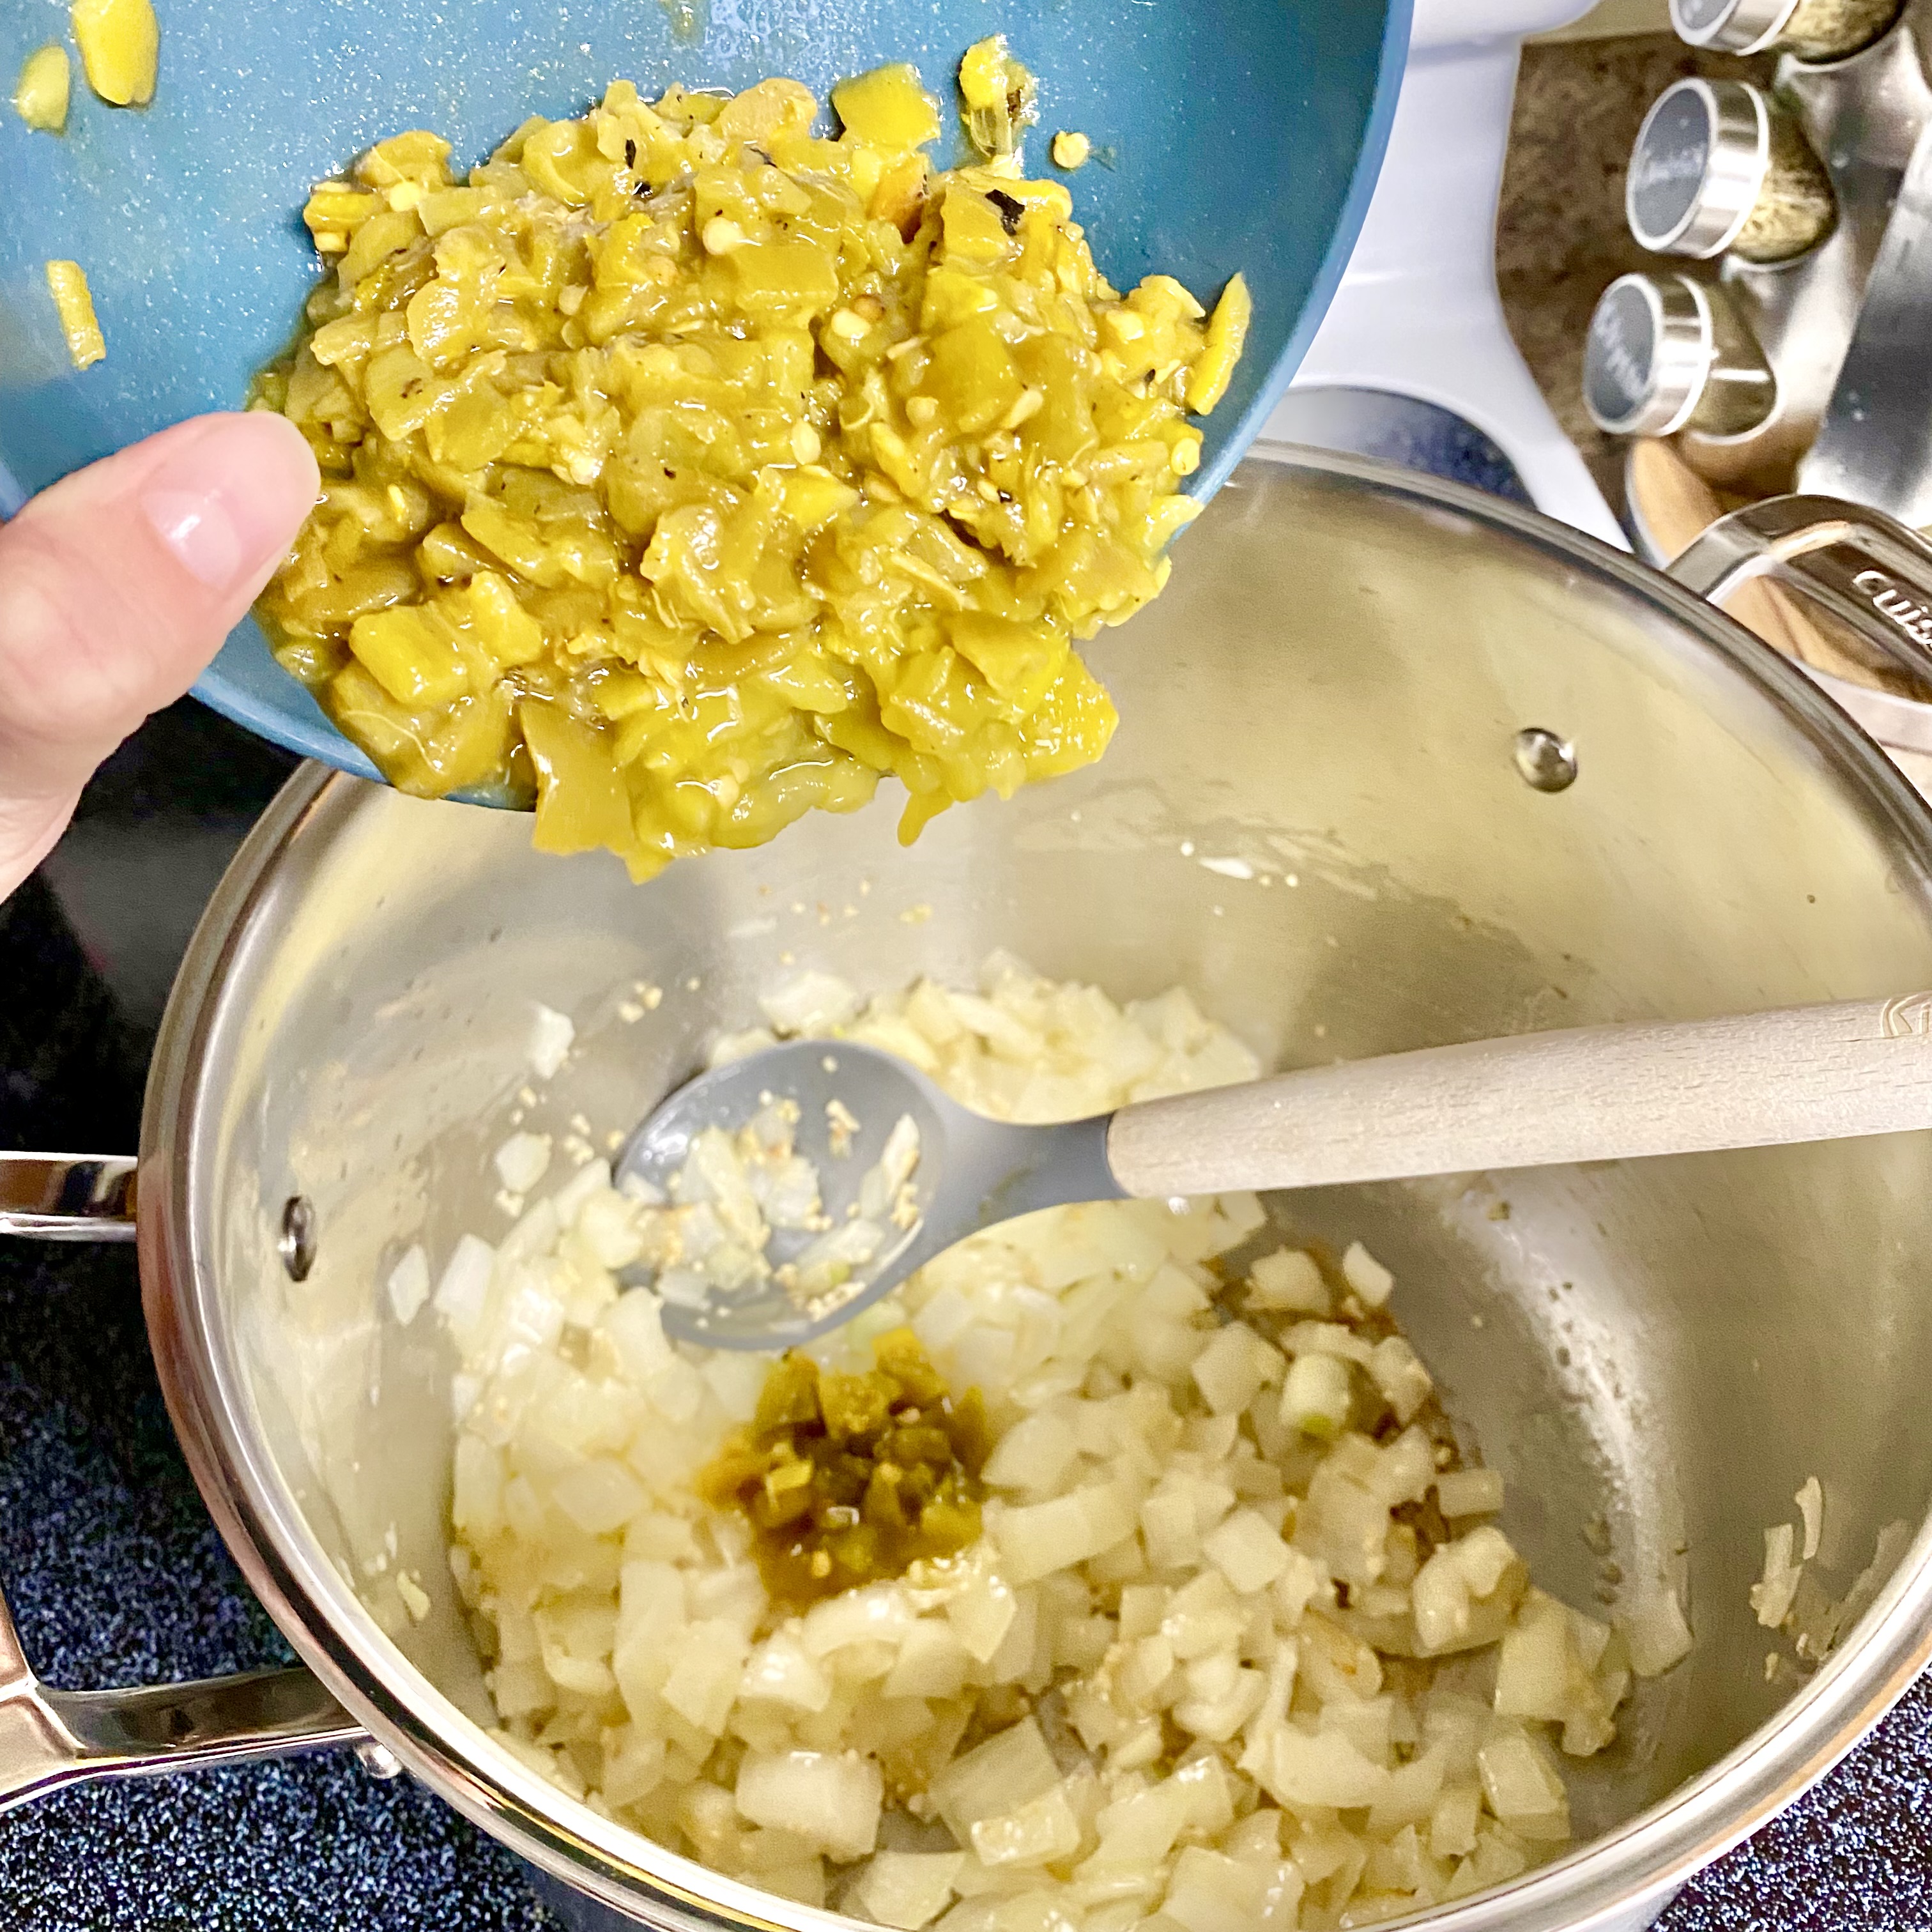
{"left": 141, "top": 417, "right": 318, "bottom": 593}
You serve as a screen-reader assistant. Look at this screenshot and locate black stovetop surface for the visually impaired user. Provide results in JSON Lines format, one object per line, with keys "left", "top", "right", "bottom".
{"left": 0, "top": 707, "right": 562, "bottom": 1931}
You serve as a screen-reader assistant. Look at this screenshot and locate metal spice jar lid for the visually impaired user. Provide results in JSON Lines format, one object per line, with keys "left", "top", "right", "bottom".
{"left": 1627, "top": 79, "right": 1836, "bottom": 263}
{"left": 1583, "top": 272, "right": 1777, "bottom": 439}
{"left": 1669, "top": 0, "right": 1903, "bottom": 61}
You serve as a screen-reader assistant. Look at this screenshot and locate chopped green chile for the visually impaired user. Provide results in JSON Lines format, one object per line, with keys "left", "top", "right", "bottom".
{"left": 698, "top": 1328, "right": 989, "bottom": 1607}
{"left": 250, "top": 66, "right": 1246, "bottom": 877}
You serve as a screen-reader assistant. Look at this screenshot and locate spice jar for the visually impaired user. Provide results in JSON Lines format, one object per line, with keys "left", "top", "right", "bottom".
{"left": 1669, "top": 0, "right": 1905, "bottom": 61}
{"left": 1583, "top": 273, "right": 1777, "bottom": 441}
{"left": 1627, "top": 78, "right": 1836, "bottom": 263}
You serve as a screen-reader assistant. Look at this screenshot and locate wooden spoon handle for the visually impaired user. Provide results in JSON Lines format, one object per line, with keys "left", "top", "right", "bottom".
{"left": 1105, "top": 995, "right": 1932, "bottom": 1199}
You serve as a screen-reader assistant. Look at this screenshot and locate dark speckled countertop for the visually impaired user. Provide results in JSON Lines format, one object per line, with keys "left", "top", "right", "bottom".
{"left": 6, "top": 47, "right": 1932, "bottom": 1922}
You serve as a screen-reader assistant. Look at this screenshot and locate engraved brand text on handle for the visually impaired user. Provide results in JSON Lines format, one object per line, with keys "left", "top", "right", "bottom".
{"left": 1880, "top": 992, "right": 1932, "bottom": 1038}
{"left": 1853, "top": 569, "right": 1932, "bottom": 650}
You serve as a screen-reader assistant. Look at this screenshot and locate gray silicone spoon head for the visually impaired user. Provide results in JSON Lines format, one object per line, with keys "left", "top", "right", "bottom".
{"left": 617, "top": 988, "right": 1932, "bottom": 1349}
{"left": 617, "top": 1039, "right": 1121, "bottom": 1349}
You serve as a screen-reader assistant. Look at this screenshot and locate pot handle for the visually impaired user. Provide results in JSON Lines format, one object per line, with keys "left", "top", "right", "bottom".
{"left": 0, "top": 1153, "right": 138, "bottom": 1241}
{"left": 0, "top": 1151, "right": 370, "bottom": 1799}
{"left": 1667, "top": 496, "right": 1932, "bottom": 751}
{"left": 0, "top": 1595, "right": 365, "bottom": 1811}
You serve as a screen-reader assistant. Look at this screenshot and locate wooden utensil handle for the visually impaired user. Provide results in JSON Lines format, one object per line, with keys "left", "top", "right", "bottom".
{"left": 1105, "top": 995, "right": 1932, "bottom": 1199}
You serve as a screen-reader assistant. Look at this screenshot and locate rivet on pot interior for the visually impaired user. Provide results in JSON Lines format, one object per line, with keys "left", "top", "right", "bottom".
{"left": 355, "top": 1740, "right": 404, "bottom": 1780}
{"left": 1515, "top": 728, "right": 1579, "bottom": 793}
{"left": 279, "top": 1195, "right": 317, "bottom": 1282}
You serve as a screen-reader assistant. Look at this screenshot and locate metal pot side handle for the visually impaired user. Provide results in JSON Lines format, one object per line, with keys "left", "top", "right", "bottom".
{"left": 0, "top": 1151, "right": 368, "bottom": 1800}
{"left": 1669, "top": 494, "right": 1932, "bottom": 758}
{"left": 0, "top": 1609, "right": 364, "bottom": 1812}
{"left": 0, "top": 1153, "right": 139, "bottom": 1241}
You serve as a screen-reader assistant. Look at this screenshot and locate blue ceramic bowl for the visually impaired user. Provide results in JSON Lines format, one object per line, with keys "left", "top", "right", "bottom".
{"left": 0, "top": 0, "right": 1406, "bottom": 783}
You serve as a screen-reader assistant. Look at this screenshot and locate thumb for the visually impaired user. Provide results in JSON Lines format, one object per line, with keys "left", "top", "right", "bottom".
{"left": 0, "top": 411, "right": 319, "bottom": 896}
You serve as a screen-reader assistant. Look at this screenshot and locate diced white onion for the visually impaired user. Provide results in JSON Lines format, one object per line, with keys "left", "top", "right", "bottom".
{"left": 981, "top": 1410, "right": 1078, "bottom": 1494}
{"left": 1796, "top": 1475, "right": 1824, "bottom": 1562}
{"left": 1493, "top": 1592, "right": 1579, "bottom": 1723}
{"left": 1436, "top": 1468, "right": 1505, "bottom": 1519}
{"left": 551, "top": 1459, "right": 646, "bottom": 1536}
{"left": 432, "top": 1234, "right": 496, "bottom": 1343}
{"left": 438, "top": 960, "right": 1644, "bottom": 1921}
{"left": 1266, "top": 1726, "right": 1392, "bottom": 1808}
{"left": 970, "top": 1781, "right": 1081, "bottom": 1867}
{"left": 1368, "top": 1335, "right": 1431, "bottom": 1423}
{"left": 386, "top": 1245, "right": 431, "bottom": 1326}
{"left": 1750, "top": 1524, "right": 1802, "bottom": 1630}
{"left": 1279, "top": 1353, "right": 1353, "bottom": 1439}
{"left": 656, "top": 1268, "right": 711, "bottom": 1309}
{"left": 946, "top": 1567, "right": 1018, "bottom": 1664}
{"left": 740, "top": 1631, "right": 832, "bottom": 1712}
{"left": 1621, "top": 1584, "right": 1694, "bottom": 1676}
{"left": 575, "top": 1188, "right": 645, "bottom": 1269}
{"left": 881, "top": 1619, "right": 969, "bottom": 1699}
{"left": 796, "top": 1217, "right": 884, "bottom": 1281}
{"left": 1340, "top": 1240, "right": 1395, "bottom": 1307}
{"left": 1476, "top": 1724, "right": 1567, "bottom": 1832}
{"left": 494, "top": 1131, "right": 553, "bottom": 1194}
{"left": 553, "top": 1156, "right": 610, "bottom": 1223}
{"left": 1246, "top": 1248, "right": 1328, "bottom": 1314}
{"left": 759, "top": 969, "right": 860, "bottom": 1034}
{"left": 1455, "top": 1526, "right": 1519, "bottom": 1598}
{"left": 930, "top": 1719, "right": 1059, "bottom": 1840}
{"left": 1191, "top": 1324, "right": 1281, "bottom": 1417}
{"left": 735, "top": 1749, "right": 882, "bottom": 1860}
{"left": 853, "top": 1851, "right": 965, "bottom": 1930}
{"left": 1201, "top": 1508, "right": 1291, "bottom": 1595}
{"left": 1412, "top": 1547, "right": 1473, "bottom": 1653}
{"left": 527, "top": 1003, "right": 575, "bottom": 1079}
{"left": 995, "top": 1484, "right": 1137, "bottom": 1584}
{"left": 662, "top": 1621, "right": 750, "bottom": 1735}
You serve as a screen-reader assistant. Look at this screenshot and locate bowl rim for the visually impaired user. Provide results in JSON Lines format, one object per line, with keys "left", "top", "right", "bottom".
{"left": 141, "top": 444, "right": 1932, "bottom": 1930}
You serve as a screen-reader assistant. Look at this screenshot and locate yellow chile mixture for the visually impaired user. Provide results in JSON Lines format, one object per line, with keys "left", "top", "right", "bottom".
{"left": 252, "top": 65, "right": 1248, "bottom": 877}
{"left": 14, "top": 45, "right": 72, "bottom": 132}
{"left": 698, "top": 1328, "right": 990, "bottom": 1609}
{"left": 72, "top": 0, "right": 158, "bottom": 109}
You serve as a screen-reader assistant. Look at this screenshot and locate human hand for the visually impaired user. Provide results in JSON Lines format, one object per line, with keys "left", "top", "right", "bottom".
{"left": 0, "top": 412, "right": 318, "bottom": 900}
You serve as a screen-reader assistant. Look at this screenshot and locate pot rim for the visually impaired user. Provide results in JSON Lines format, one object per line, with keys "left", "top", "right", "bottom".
{"left": 139, "top": 447, "right": 1932, "bottom": 1930}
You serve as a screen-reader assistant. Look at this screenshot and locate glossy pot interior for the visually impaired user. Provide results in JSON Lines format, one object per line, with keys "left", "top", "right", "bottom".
{"left": 142, "top": 450, "right": 1932, "bottom": 1930}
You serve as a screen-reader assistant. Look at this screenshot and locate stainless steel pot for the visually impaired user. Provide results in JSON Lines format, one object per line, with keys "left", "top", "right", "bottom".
{"left": 10, "top": 448, "right": 1932, "bottom": 1931}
